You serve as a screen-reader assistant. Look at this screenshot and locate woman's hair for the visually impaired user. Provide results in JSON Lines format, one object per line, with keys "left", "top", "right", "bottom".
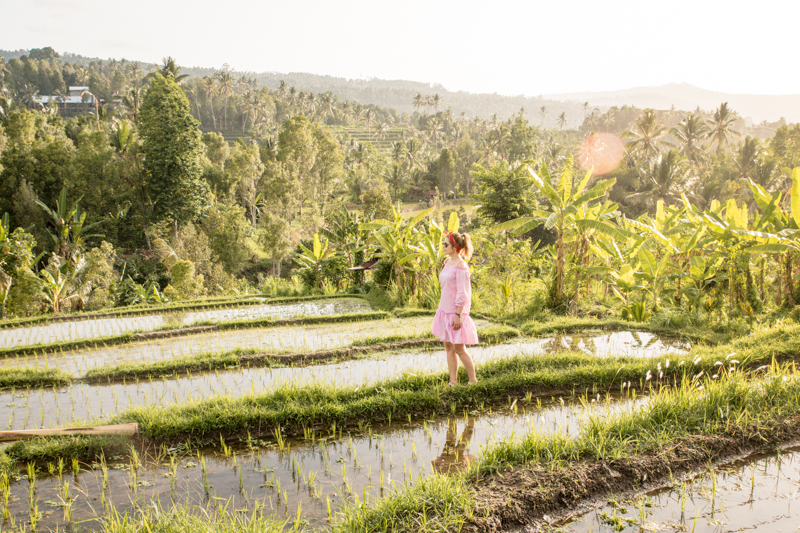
{"left": 450, "top": 232, "right": 474, "bottom": 261}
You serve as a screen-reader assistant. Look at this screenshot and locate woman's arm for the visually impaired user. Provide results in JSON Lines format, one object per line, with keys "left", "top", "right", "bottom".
{"left": 453, "top": 267, "right": 468, "bottom": 329}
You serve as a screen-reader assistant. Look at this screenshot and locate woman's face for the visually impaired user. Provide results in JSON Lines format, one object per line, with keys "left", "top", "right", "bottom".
{"left": 442, "top": 240, "right": 451, "bottom": 252}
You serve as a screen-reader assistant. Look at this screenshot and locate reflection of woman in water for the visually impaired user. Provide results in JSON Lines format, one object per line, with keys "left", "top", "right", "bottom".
{"left": 432, "top": 417, "right": 476, "bottom": 474}
{"left": 432, "top": 232, "right": 478, "bottom": 387}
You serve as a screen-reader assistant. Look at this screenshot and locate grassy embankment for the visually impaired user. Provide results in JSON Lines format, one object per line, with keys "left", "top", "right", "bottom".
{"left": 0, "top": 309, "right": 390, "bottom": 359}
{"left": 330, "top": 364, "right": 800, "bottom": 532}
{"left": 0, "top": 323, "right": 517, "bottom": 387}
{"left": 6, "top": 323, "right": 800, "bottom": 466}
{"left": 43, "top": 356, "right": 800, "bottom": 533}
{"left": 0, "top": 293, "right": 365, "bottom": 330}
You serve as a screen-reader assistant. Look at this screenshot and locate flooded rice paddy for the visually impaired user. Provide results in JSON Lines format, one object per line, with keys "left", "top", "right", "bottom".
{"left": 566, "top": 445, "right": 800, "bottom": 533}
{"left": 1, "top": 395, "right": 634, "bottom": 531}
{"left": 0, "top": 315, "right": 440, "bottom": 377}
{"left": 0, "top": 298, "right": 372, "bottom": 350}
{"left": 0, "top": 333, "right": 687, "bottom": 432}
{"left": 0, "top": 299, "right": 698, "bottom": 531}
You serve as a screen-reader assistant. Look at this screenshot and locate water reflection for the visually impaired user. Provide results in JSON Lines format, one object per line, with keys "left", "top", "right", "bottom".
{"left": 0, "top": 335, "right": 662, "bottom": 432}
{"left": 432, "top": 417, "right": 476, "bottom": 474}
{"left": 0, "top": 298, "right": 372, "bottom": 349}
{"left": 0, "top": 315, "right": 438, "bottom": 376}
{"left": 2, "top": 395, "right": 627, "bottom": 531}
{"left": 566, "top": 446, "right": 800, "bottom": 533}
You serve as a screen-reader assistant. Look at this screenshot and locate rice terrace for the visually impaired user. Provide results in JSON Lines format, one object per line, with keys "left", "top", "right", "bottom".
{"left": 2, "top": 4, "right": 800, "bottom": 530}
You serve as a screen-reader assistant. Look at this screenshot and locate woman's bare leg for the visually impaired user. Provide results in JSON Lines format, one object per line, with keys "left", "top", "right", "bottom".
{"left": 444, "top": 342, "right": 459, "bottom": 384}
{"left": 453, "top": 344, "right": 477, "bottom": 383}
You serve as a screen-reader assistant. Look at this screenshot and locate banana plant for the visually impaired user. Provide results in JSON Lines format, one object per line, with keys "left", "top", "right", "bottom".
{"left": 36, "top": 188, "right": 104, "bottom": 259}
{"left": 295, "top": 233, "right": 335, "bottom": 288}
{"left": 39, "top": 254, "right": 91, "bottom": 313}
{"left": 634, "top": 248, "right": 673, "bottom": 309}
{"left": 361, "top": 205, "right": 435, "bottom": 291}
{"left": 492, "top": 157, "right": 625, "bottom": 303}
{"left": 320, "top": 205, "right": 366, "bottom": 269}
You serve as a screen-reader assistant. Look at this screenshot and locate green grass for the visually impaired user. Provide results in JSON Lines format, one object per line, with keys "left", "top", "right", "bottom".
{"left": 83, "top": 349, "right": 254, "bottom": 383}
{"left": 0, "top": 367, "right": 72, "bottom": 388}
{"left": 0, "top": 293, "right": 366, "bottom": 330}
{"left": 7, "top": 323, "right": 800, "bottom": 465}
{"left": 330, "top": 365, "right": 800, "bottom": 532}
{"left": 393, "top": 307, "right": 436, "bottom": 318}
{"left": 0, "top": 310, "right": 389, "bottom": 358}
{"left": 6, "top": 434, "right": 131, "bottom": 466}
{"left": 101, "top": 504, "right": 290, "bottom": 533}
{"left": 519, "top": 315, "right": 731, "bottom": 345}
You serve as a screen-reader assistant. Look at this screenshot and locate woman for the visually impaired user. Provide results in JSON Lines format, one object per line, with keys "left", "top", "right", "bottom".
{"left": 432, "top": 231, "right": 478, "bottom": 387}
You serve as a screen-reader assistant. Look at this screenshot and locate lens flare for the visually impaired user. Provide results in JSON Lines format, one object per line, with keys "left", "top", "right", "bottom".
{"left": 578, "top": 132, "right": 625, "bottom": 176}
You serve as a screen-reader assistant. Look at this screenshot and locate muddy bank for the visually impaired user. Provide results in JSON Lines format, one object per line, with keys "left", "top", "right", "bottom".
{"left": 464, "top": 413, "right": 800, "bottom": 532}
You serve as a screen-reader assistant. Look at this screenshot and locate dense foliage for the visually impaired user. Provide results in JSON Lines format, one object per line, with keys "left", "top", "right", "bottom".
{"left": 1, "top": 48, "right": 800, "bottom": 329}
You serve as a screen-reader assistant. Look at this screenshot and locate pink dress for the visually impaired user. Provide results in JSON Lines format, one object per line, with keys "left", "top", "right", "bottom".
{"left": 432, "top": 261, "right": 479, "bottom": 345}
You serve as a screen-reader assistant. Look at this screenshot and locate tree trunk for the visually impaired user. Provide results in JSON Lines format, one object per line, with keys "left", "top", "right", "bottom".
{"left": 555, "top": 228, "right": 564, "bottom": 303}
{"left": 173, "top": 219, "right": 179, "bottom": 242}
{"left": 785, "top": 252, "right": 795, "bottom": 307}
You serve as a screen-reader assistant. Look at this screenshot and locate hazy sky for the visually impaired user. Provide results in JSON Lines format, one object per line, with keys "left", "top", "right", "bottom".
{"left": 4, "top": 0, "right": 799, "bottom": 96}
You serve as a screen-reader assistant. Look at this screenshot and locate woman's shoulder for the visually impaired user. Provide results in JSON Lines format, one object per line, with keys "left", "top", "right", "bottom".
{"left": 453, "top": 260, "right": 469, "bottom": 270}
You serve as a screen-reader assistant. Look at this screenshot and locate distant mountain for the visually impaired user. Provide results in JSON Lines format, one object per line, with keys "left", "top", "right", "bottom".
{"left": 3, "top": 49, "right": 797, "bottom": 127}
{"left": 543, "top": 83, "right": 800, "bottom": 124}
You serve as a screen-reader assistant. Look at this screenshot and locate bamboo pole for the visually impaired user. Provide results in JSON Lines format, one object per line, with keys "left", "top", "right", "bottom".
{"left": 0, "top": 423, "right": 139, "bottom": 443}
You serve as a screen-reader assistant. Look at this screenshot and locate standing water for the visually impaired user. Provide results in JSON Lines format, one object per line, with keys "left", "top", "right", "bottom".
{"left": 0, "top": 298, "right": 372, "bottom": 349}
{"left": 564, "top": 445, "right": 800, "bottom": 533}
{"left": 0, "top": 394, "right": 641, "bottom": 531}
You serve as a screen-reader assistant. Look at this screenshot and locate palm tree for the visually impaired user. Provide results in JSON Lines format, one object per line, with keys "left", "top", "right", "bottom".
{"left": 735, "top": 136, "right": 762, "bottom": 182}
{"left": 623, "top": 109, "right": 668, "bottom": 161}
{"left": 278, "top": 80, "right": 287, "bottom": 99}
{"left": 320, "top": 92, "right": 336, "bottom": 122}
{"left": 159, "top": 57, "right": 190, "bottom": 84}
{"left": 669, "top": 113, "right": 708, "bottom": 165}
{"left": 242, "top": 90, "right": 260, "bottom": 132}
{"left": 628, "top": 150, "right": 692, "bottom": 208}
{"left": 539, "top": 105, "right": 547, "bottom": 127}
{"left": 117, "top": 84, "right": 144, "bottom": 122}
{"left": 431, "top": 93, "right": 443, "bottom": 113}
{"left": 557, "top": 112, "right": 568, "bottom": 130}
{"left": 708, "top": 102, "right": 741, "bottom": 154}
{"left": 202, "top": 76, "right": 218, "bottom": 130}
{"left": 412, "top": 93, "right": 424, "bottom": 114}
{"left": 215, "top": 69, "right": 234, "bottom": 130}
{"left": 582, "top": 102, "right": 590, "bottom": 119}
{"left": 425, "top": 95, "right": 434, "bottom": 114}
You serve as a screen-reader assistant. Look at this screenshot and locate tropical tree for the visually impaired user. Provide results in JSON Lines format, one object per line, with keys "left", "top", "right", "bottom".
{"left": 708, "top": 102, "right": 741, "bottom": 154}
{"left": 491, "top": 157, "right": 624, "bottom": 304}
{"left": 159, "top": 57, "right": 190, "bottom": 85}
{"left": 35, "top": 188, "right": 104, "bottom": 260}
{"left": 295, "top": 233, "right": 338, "bottom": 288}
{"left": 623, "top": 109, "right": 668, "bottom": 161}
{"left": 202, "top": 76, "right": 217, "bottom": 130}
{"left": 215, "top": 68, "right": 234, "bottom": 130}
{"left": 669, "top": 113, "right": 708, "bottom": 165}
{"left": 39, "top": 254, "right": 92, "bottom": 313}
{"left": 628, "top": 150, "right": 693, "bottom": 208}
{"left": 139, "top": 73, "right": 209, "bottom": 238}
{"left": 557, "top": 112, "right": 568, "bottom": 130}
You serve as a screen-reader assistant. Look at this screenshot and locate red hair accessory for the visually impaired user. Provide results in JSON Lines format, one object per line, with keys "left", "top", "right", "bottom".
{"left": 447, "top": 232, "right": 461, "bottom": 253}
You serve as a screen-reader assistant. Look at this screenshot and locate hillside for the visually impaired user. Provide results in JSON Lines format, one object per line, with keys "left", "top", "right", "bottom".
{"left": 544, "top": 82, "right": 800, "bottom": 124}
{"left": 2, "top": 49, "right": 797, "bottom": 126}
